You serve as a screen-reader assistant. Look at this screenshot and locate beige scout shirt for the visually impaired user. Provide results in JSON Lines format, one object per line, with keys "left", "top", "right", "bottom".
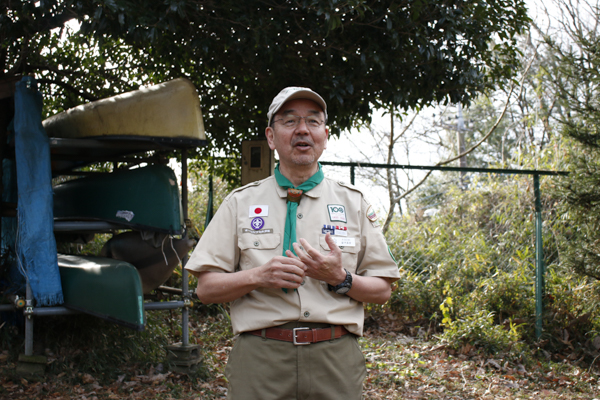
{"left": 185, "top": 175, "right": 400, "bottom": 336}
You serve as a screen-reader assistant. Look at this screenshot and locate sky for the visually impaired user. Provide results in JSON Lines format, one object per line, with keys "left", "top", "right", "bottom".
{"left": 317, "top": 0, "right": 569, "bottom": 215}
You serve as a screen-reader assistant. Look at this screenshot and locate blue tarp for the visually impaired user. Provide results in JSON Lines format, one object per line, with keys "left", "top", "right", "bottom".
{"left": 11, "top": 76, "right": 63, "bottom": 306}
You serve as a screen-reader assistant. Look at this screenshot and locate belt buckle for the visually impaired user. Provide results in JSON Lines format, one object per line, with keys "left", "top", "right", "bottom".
{"left": 292, "top": 327, "right": 311, "bottom": 345}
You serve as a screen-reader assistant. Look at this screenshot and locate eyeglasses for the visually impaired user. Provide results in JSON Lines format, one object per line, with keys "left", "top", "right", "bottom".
{"left": 274, "top": 114, "right": 324, "bottom": 129}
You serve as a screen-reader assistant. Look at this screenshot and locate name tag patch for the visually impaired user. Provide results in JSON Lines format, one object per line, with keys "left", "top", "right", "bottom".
{"left": 242, "top": 228, "right": 273, "bottom": 234}
{"left": 328, "top": 204, "right": 347, "bottom": 223}
{"left": 331, "top": 237, "right": 355, "bottom": 247}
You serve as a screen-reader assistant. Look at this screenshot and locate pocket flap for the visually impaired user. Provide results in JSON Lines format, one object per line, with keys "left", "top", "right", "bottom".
{"left": 239, "top": 233, "right": 281, "bottom": 250}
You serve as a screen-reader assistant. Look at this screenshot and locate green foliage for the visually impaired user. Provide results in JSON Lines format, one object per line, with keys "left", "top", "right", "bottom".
{"left": 187, "top": 160, "right": 232, "bottom": 236}
{"left": 543, "top": 5, "right": 600, "bottom": 149}
{"left": 542, "top": 267, "right": 600, "bottom": 352}
{"left": 439, "top": 307, "right": 524, "bottom": 355}
{"left": 389, "top": 268, "right": 440, "bottom": 321}
{"left": 389, "top": 173, "right": 537, "bottom": 320}
{"left": 386, "top": 166, "right": 600, "bottom": 356}
{"left": 1, "top": 312, "right": 169, "bottom": 382}
{"left": 1, "top": 302, "right": 231, "bottom": 383}
{"left": 56, "top": 231, "right": 112, "bottom": 256}
{"left": 2, "top": 0, "right": 531, "bottom": 160}
{"left": 469, "top": 266, "right": 534, "bottom": 326}
{"left": 543, "top": 1, "right": 600, "bottom": 283}
{"left": 459, "top": 95, "right": 521, "bottom": 168}
{"left": 552, "top": 140, "right": 600, "bottom": 281}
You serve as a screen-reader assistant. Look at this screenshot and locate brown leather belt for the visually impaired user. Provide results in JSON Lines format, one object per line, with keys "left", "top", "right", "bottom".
{"left": 246, "top": 326, "right": 349, "bottom": 345}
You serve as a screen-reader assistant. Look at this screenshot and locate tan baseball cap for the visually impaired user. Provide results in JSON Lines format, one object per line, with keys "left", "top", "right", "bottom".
{"left": 267, "top": 87, "right": 327, "bottom": 126}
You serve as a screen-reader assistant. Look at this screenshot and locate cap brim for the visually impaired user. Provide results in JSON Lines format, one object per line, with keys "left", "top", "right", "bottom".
{"left": 268, "top": 88, "right": 328, "bottom": 126}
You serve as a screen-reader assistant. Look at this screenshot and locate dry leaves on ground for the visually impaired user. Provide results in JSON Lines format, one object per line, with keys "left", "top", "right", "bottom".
{"left": 1, "top": 313, "right": 599, "bottom": 399}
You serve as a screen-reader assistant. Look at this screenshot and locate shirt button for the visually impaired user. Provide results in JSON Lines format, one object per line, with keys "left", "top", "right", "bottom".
{"left": 253, "top": 241, "right": 259, "bottom": 247}
{"left": 297, "top": 213, "right": 303, "bottom": 219}
{"left": 304, "top": 311, "right": 310, "bottom": 318}
{"left": 301, "top": 280, "right": 306, "bottom": 286}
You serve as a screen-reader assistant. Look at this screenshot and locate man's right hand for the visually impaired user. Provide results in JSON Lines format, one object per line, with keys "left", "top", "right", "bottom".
{"left": 255, "top": 254, "right": 307, "bottom": 289}
{"left": 195, "top": 255, "right": 306, "bottom": 304}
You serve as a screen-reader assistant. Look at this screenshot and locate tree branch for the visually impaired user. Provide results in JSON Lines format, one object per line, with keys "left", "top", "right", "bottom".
{"left": 383, "top": 106, "right": 419, "bottom": 233}
{"left": 391, "top": 49, "right": 539, "bottom": 204}
{"left": 36, "top": 79, "right": 98, "bottom": 102}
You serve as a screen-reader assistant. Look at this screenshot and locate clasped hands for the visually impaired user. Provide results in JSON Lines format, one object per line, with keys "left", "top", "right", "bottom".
{"left": 257, "top": 233, "right": 346, "bottom": 290}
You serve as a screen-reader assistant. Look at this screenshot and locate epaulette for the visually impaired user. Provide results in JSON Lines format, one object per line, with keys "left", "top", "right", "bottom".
{"left": 225, "top": 176, "right": 273, "bottom": 199}
{"left": 334, "top": 179, "right": 365, "bottom": 195}
{"left": 331, "top": 179, "right": 378, "bottom": 224}
{"left": 332, "top": 179, "right": 371, "bottom": 204}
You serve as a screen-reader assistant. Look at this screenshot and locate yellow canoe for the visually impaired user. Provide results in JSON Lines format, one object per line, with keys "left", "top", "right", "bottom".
{"left": 43, "top": 78, "right": 205, "bottom": 141}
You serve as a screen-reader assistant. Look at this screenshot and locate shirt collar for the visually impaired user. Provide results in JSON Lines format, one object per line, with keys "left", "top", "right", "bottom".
{"left": 275, "top": 178, "right": 324, "bottom": 198}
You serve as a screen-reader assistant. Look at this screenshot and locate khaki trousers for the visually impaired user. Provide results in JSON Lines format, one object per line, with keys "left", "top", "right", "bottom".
{"left": 225, "top": 322, "right": 367, "bottom": 400}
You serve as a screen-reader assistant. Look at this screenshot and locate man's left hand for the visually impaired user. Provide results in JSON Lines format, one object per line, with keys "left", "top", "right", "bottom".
{"left": 291, "top": 233, "right": 347, "bottom": 286}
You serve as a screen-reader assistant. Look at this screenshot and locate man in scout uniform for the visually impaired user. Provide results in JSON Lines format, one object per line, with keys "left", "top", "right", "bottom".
{"left": 185, "top": 87, "right": 400, "bottom": 399}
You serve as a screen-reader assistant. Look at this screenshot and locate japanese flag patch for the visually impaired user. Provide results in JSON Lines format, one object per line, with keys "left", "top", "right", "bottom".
{"left": 249, "top": 205, "right": 269, "bottom": 218}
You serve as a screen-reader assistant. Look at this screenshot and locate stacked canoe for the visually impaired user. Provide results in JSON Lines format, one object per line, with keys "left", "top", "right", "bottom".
{"left": 42, "top": 78, "right": 206, "bottom": 328}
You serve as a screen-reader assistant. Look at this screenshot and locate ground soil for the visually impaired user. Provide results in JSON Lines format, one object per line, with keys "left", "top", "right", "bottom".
{"left": 1, "top": 312, "right": 599, "bottom": 399}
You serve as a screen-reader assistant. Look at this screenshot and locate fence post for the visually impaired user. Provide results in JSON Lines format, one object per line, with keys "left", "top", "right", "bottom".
{"left": 534, "top": 173, "right": 545, "bottom": 340}
{"left": 181, "top": 149, "right": 190, "bottom": 347}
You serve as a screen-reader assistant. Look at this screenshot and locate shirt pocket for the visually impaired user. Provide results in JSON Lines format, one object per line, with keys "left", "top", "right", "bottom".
{"left": 238, "top": 233, "right": 282, "bottom": 270}
{"left": 318, "top": 234, "right": 361, "bottom": 273}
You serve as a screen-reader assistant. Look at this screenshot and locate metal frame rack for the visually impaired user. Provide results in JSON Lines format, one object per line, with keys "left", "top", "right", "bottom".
{"left": 0, "top": 77, "right": 207, "bottom": 373}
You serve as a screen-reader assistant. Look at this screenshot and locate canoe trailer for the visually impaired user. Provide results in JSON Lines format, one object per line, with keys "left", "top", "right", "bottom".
{"left": 0, "top": 76, "right": 208, "bottom": 375}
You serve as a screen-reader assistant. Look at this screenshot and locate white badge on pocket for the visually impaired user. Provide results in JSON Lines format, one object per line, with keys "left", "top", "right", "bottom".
{"left": 331, "top": 237, "right": 355, "bottom": 247}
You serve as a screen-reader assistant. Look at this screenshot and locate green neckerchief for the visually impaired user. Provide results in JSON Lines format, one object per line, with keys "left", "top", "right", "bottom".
{"left": 275, "top": 163, "right": 324, "bottom": 257}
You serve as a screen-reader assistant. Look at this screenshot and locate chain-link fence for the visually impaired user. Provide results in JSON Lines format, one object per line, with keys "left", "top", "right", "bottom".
{"left": 193, "top": 163, "right": 559, "bottom": 290}
{"left": 193, "top": 161, "right": 600, "bottom": 346}
{"left": 320, "top": 162, "right": 567, "bottom": 341}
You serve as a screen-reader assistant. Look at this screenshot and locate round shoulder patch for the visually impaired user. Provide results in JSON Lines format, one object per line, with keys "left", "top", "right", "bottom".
{"left": 366, "top": 205, "right": 378, "bottom": 222}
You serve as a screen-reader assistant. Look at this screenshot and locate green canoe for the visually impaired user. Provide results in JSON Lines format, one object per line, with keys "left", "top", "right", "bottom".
{"left": 53, "top": 164, "right": 184, "bottom": 234}
{"left": 58, "top": 254, "right": 145, "bottom": 331}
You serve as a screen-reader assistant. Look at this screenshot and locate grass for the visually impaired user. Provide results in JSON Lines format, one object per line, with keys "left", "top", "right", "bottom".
{"left": 1, "top": 305, "right": 599, "bottom": 399}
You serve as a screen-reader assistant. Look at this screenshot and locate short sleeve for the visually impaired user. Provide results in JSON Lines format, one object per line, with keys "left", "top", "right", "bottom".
{"left": 356, "top": 198, "right": 400, "bottom": 281}
{"left": 185, "top": 197, "right": 239, "bottom": 277}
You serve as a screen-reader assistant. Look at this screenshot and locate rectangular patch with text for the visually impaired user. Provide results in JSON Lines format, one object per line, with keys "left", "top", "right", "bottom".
{"left": 242, "top": 228, "right": 274, "bottom": 235}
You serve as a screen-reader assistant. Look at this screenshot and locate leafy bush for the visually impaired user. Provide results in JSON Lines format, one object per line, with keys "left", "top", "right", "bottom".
{"left": 385, "top": 170, "right": 600, "bottom": 357}
{"left": 438, "top": 305, "right": 524, "bottom": 356}
{"left": 388, "top": 268, "right": 442, "bottom": 322}
{"left": 542, "top": 267, "right": 600, "bottom": 353}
